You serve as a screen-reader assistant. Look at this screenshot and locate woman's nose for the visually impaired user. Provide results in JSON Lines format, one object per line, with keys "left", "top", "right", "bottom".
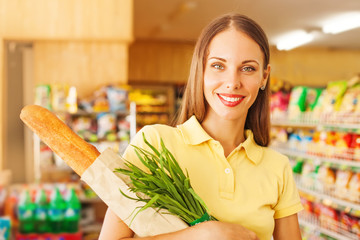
{"left": 226, "top": 71, "right": 241, "bottom": 89}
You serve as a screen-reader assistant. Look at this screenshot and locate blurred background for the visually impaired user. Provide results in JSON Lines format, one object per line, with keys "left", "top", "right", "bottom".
{"left": 0, "top": 0, "right": 360, "bottom": 239}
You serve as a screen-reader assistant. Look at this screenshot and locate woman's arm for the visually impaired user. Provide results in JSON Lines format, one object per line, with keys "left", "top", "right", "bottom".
{"left": 273, "top": 214, "right": 302, "bottom": 240}
{"left": 99, "top": 208, "right": 260, "bottom": 240}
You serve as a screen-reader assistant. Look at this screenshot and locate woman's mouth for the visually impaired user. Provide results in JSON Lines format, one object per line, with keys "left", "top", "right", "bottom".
{"left": 217, "top": 93, "right": 245, "bottom": 107}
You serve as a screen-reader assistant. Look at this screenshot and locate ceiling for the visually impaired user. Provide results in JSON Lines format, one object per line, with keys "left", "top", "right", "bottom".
{"left": 134, "top": 0, "right": 360, "bottom": 50}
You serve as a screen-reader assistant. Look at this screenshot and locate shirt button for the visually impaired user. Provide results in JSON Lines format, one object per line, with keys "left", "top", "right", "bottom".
{"left": 225, "top": 168, "right": 231, "bottom": 174}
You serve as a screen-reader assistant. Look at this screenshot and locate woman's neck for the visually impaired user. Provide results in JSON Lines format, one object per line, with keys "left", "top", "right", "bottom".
{"left": 201, "top": 116, "right": 246, "bottom": 157}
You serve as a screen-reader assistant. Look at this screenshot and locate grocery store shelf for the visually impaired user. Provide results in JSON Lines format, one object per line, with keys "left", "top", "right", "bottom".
{"left": 273, "top": 146, "right": 360, "bottom": 169}
{"left": 297, "top": 185, "right": 360, "bottom": 214}
{"left": 299, "top": 216, "right": 358, "bottom": 240}
{"left": 271, "top": 112, "right": 360, "bottom": 133}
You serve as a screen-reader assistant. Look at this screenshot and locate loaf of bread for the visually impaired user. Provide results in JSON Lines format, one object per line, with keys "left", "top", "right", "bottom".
{"left": 20, "top": 105, "right": 100, "bottom": 176}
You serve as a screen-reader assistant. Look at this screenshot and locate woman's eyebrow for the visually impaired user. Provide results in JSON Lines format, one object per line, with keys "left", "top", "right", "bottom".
{"left": 208, "top": 56, "right": 227, "bottom": 62}
{"left": 208, "top": 57, "right": 260, "bottom": 65}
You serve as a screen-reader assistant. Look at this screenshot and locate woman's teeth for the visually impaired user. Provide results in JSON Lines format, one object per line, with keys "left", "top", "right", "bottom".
{"left": 219, "top": 95, "right": 243, "bottom": 102}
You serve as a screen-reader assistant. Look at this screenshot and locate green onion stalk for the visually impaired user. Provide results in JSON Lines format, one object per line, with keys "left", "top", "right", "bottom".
{"left": 114, "top": 133, "right": 217, "bottom": 226}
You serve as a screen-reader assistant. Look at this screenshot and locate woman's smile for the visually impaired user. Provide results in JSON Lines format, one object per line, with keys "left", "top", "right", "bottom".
{"left": 217, "top": 93, "right": 245, "bottom": 107}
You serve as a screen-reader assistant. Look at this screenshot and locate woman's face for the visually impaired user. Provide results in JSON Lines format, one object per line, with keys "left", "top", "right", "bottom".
{"left": 203, "top": 27, "right": 270, "bottom": 121}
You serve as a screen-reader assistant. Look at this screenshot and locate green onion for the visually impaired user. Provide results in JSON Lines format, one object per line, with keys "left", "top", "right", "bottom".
{"left": 114, "top": 132, "right": 217, "bottom": 226}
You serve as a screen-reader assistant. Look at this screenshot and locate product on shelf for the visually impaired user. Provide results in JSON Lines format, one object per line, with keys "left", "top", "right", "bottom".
{"left": 316, "top": 165, "right": 336, "bottom": 193}
{"left": 0, "top": 217, "right": 11, "bottom": 240}
{"left": 334, "top": 169, "right": 353, "bottom": 199}
{"left": 305, "top": 88, "right": 323, "bottom": 112}
{"left": 288, "top": 86, "right": 308, "bottom": 120}
{"left": 51, "top": 84, "right": 69, "bottom": 112}
{"left": 348, "top": 172, "right": 360, "bottom": 203}
{"left": 17, "top": 189, "right": 36, "bottom": 234}
{"left": 107, "top": 86, "right": 128, "bottom": 112}
{"left": 35, "top": 84, "right": 52, "bottom": 110}
{"left": 72, "top": 116, "right": 98, "bottom": 142}
{"left": 97, "top": 113, "right": 117, "bottom": 141}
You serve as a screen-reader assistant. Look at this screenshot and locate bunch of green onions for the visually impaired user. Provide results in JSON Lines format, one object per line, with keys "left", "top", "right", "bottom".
{"left": 115, "top": 133, "right": 216, "bottom": 226}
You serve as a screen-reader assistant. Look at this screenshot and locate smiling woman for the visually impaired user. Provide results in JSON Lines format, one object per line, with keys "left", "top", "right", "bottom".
{"left": 99, "top": 13, "right": 303, "bottom": 240}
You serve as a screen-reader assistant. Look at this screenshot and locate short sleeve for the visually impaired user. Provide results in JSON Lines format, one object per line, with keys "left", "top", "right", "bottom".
{"left": 273, "top": 161, "right": 304, "bottom": 219}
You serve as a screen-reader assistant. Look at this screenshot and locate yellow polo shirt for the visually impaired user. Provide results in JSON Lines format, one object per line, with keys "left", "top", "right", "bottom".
{"left": 122, "top": 116, "right": 303, "bottom": 240}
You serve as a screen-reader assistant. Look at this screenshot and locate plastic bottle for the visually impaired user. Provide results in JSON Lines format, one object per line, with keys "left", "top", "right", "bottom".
{"left": 63, "top": 188, "right": 81, "bottom": 233}
{"left": 48, "top": 187, "right": 66, "bottom": 233}
{"left": 17, "top": 189, "right": 35, "bottom": 234}
{"left": 34, "top": 188, "right": 50, "bottom": 233}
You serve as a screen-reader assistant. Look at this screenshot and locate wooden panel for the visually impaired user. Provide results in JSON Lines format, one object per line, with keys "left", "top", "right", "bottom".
{"left": 128, "top": 41, "right": 194, "bottom": 84}
{"left": 0, "top": 40, "right": 4, "bottom": 170}
{"left": 34, "top": 41, "right": 128, "bottom": 98}
{"left": 271, "top": 47, "right": 360, "bottom": 87}
{"left": 0, "top": 0, "right": 133, "bottom": 40}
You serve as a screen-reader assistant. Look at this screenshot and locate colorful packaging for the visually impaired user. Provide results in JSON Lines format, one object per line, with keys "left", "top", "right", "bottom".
{"left": 348, "top": 172, "right": 360, "bottom": 202}
{"left": 316, "top": 165, "right": 336, "bottom": 193}
{"left": 97, "top": 113, "right": 117, "bottom": 141}
{"left": 321, "top": 80, "right": 348, "bottom": 114}
{"left": 72, "top": 117, "right": 97, "bottom": 142}
{"left": 0, "top": 217, "right": 11, "bottom": 240}
{"left": 34, "top": 84, "right": 52, "bottom": 110}
{"left": 351, "top": 134, "right": 360, "bottom": 161}
{"left": 288, "top": 86, "right": 307, "bottom": 120}
{"left": 334, "top": 169, "right": 353, "bottom": 199}
{"left": 66, "top": 86, "right": 78, "bottom": 113}
{"left": 305, "top": 88, "right": 323, "bottom": 111}
{"left": 51, "top": 84, "right": 69, "bottom": 112}
{"left": 107, "top": 86, "right": 128, "bottom": 112}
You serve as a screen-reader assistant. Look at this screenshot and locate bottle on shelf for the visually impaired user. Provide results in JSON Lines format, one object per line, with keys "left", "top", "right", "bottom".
{"left": 48, "top": 187, "right": 66, "bottom": 233}
{"left": 17, "top": 189, "right": 35, "bottom": 234}
{"left": 63, "top": 188, "right": 81, "bottom": 233}
{"left": 34, "top": 188, "right": 50, "bottom": 233}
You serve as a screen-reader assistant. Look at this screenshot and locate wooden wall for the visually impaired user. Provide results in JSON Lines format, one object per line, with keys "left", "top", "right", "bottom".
{"left": 34, "top": 41, "right": 128, "bottom": 98}
{"left": 128, "top": 41, "right": 194, "bottom": 84}
{"left": 0, "top": 40, "right": 4, "bottom": 170}
{"left": 129, "top": 41, "right": 360, "bottom": 87}
{"left": 0, "top": 0, "right": 133, "bottom": 173}
{"left": 271, "top": 47, "right": 360, "bottom": 87}
{"left": 0, "top": 0, "right": 133, "bottom": 40}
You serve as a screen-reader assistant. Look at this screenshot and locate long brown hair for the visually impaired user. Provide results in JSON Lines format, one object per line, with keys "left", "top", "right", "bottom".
{"left": 174, "top": 13, "right": 271, "bottom": 147}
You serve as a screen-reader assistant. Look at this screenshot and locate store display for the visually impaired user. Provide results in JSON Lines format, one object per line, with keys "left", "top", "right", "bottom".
{"left": 34, "top": 188, "right": 50, "bottom": 233}
{"left": 0, "top": 217, "right": 11, "bottom": 240}
{"left": 271, "top": 76, "right": 360, "bottom": 239}
{"left": 129, "top": 85, "right": 175, "bottom": 130}
{"left": 17, "top": 189, "right": 35, "bottom": 234}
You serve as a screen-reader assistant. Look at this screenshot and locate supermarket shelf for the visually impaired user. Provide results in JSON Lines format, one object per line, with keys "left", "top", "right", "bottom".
{"left": 297, "top": 185, "right": 360, "bottom": 214}
{"left": 299, "top": 216, "right": 358, "bottom": 240}
{"left": 273, "top": 146, "right": 360, "bottom": 169}
{"left": 271, "top": 112, "right": 360, "bottom": 133}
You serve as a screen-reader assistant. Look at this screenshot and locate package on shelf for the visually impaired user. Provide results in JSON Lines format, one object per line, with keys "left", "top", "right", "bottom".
{"left": 0, "top": 217, "right": 11, "bottom": 240}
{"left": 299, "top": 194, "right": 360, "bottom": 239}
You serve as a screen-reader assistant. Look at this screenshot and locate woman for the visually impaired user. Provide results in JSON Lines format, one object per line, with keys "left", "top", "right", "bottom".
{"left": 99, "top": 13, "right": 303, "bottom": 240}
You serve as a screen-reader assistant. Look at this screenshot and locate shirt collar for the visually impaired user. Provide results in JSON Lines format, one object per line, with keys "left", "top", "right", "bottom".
{"left": 239, "top": 130, "right": 263, "bottom": 165}
{"left": 178, "top": 116, "right": 263, "bottom": 165}
{"left": 177, "top": 116, "right": 212, "bottom": 145}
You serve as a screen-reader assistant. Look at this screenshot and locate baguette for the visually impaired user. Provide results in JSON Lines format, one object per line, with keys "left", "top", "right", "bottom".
{"left": 20, "top": 105, "right": 100, "bottom": 176}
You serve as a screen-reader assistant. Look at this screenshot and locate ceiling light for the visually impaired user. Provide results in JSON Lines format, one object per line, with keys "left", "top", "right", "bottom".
{"left": 276, "top": 30, "right": 314, "bottom": 51}
{"left": 322, "top": 12, "right": 360, "bottom": 34}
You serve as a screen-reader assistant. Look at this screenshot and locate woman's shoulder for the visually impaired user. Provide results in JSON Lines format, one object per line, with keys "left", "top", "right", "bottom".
{"left": 262, "top": 146, "right": 290, "bottom": 166}
{"left": 139, "top": 123, "right": 179, "bottom": 138}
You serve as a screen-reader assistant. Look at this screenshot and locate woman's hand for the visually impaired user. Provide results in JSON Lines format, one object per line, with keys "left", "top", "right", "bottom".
{"left": 192, "top": 221, "right": 259, "bottom": 240}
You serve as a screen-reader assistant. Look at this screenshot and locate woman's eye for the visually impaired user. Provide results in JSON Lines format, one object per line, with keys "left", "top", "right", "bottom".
{"left": 242, "top": 66, "right": 255, "bottom": 72}
{"left": 211, "top": 63, "right": 224, "bottom": 70}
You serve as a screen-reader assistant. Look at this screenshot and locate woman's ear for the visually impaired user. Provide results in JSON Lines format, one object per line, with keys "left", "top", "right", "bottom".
{"left": 262, "top": 64, "right": 271, "bottom": 87}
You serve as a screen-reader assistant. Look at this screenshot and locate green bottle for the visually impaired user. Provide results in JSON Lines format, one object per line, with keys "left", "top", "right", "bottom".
{"left": 63, "top": 188, "right": 81, "bottom": 233}
{"left": 34, "top": 188, "right": 50, "bottom": 233}
{"left": 17, "top": 189, "right": 35, "bottom": 234}
{"left": 48, "top": 187, "right": 66, "bottom": 233}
